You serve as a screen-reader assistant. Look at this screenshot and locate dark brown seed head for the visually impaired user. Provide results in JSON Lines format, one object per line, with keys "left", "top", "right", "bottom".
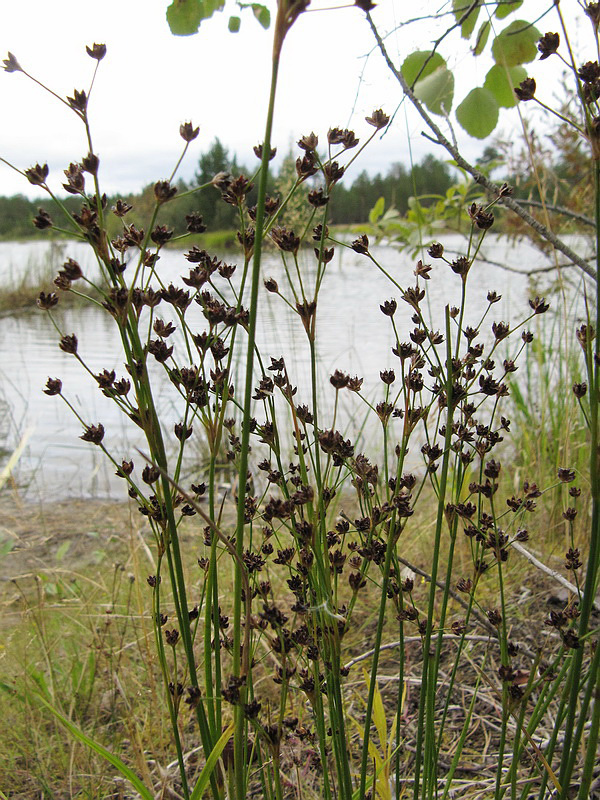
{"left": 298, "top": 132, "right": 318, "bottom": 151}
{"left": 43, "top": 377, "right": 62, "bottom": 396}
{"left": 154, "top": 180, "right": 177, "bottom": 204}
{"left": 67, "top": 89, "right": 88, "bottom": 113}
{"left": 165, "top": 629, "right": 179, "bottom": 646}
{"left": 529, "top": 296, "right": 549, "bottom": 314}
{"left": 3, "top": 52, "right": 22, "bottom": 73}
{"left": 415, "top": 260, "right": 432, "bottom": 279}
{"left": 37, "top": 291, "right": 59, "bottom": 311}
{"left": 468, "top": 203, "right": 494, "bottom": 230}
{"left": 365, "top": 109, "right": 389, "bottom": 129}
{"left": 80, "top": 423, "right": 105, "bottom": 445}
{"left": 59, "top": 334, "right": 78, "bottom": 354}
{"left": 142, "top": 465, "right": 160, "bottom": 484}
{"left": 380, "top": 299, "right": 397, "bottom": 316}
{"left": 33, "top": 209, "right": 53, "bottom": 230}
{"left": 538, "top": 32, "right": 559, "bottom": 59}
{"left": 492, "top": 321, "right": 510, "bottom": 341}
{"left": 253, "top": 142, "right": 277, "bottom": 160}
{"left": 308, "top": 188, "right": 329, "bottom": 207}
{"left": 113, "top": 199, "right": 133, "bottom": 217}
{"left": 95, "top": 369, "right": 115, "bottom": 389}
{"left": 81, "top": 153, "right": 99, "bottom": 175}
{"left": 515, "top": 77, "right": 536, "bottom": 101}
{"left": 428, "top": 242, "right": 444, "bottom": 258}
{"left": 324, "top": 161, "right": 345, "bottom": 186}
{"left": 296, "top": 153, "right": 318, "bottom": 181}
{"left": 180, "top": 121, "right": 199, "bottom": 142}
{"left": 558, "top": 467, "right": 576, "bottom": 482}
{"left": 450, "top": 256, "right": 471, "bottom": 278}
{"left": 174, "top": 422, "right": 193, "bottom": 441}
{"left": 63, "top": 163, "right": 85, "bottom": 195}
{"left": 576, "top": 324, "right": 595, "bottom": 350}
{"left": 330, "top": 370, "right": 350, "bottom": 389}
{"left": 151, "top": 225, "right": 173, "bottom": 246}
{"left": 487, "top": 609, "right": 502, "bottom": 627}
{"left": 270, "top": 226, "right": 300, "bottom": 254}
{"left": 578, "top": 61, "right": 600, "bottom": 84}
{"left": 86, "top": 43, "right": 107, "bottom": 61}
{"left": 25, "top": 163, "right": 49, "bottom": 186}
{"left": 351, "top": 234, "right": 369, "bottom": 255}
{"left": 586, "top": 2, "right": 600, "bottom": 28}
{"left": 117, "top": 460, "right": 134, "bottom": 477}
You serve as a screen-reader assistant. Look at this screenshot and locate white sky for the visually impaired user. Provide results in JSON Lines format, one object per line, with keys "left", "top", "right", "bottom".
{"left": 0, "top": 0, "right": 579, "bottom": 199}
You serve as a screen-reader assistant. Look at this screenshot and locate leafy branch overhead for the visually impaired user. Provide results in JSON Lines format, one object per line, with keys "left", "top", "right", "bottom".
{"left": 166, "top": 0, "right": 270, "bottom": 36}
{"left": 401, "top": 2, "right": 539, "bottom": 138}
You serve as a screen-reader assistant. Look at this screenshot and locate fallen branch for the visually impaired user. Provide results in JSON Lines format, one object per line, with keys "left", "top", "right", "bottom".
{"left": 511, "top": 540, "right": 600, "bottom": 612}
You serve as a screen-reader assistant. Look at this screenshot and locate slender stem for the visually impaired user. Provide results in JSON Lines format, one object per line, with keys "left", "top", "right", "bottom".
{"left": 232, "top": 42, "right": 282, "bottom": 800}
{"left": 557, "top": 153, "right": 600, "bottom": 800}
{"left": 414, "top": 308, "right": 454, "bottom": 800}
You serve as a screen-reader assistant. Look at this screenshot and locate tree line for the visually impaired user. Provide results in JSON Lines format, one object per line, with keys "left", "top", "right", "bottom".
{"left": 0, "top": 138, "right": 455, "bottom": 240}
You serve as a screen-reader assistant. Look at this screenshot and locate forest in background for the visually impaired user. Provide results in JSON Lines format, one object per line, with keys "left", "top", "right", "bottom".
{"left": 0, "top": 126, "right": 586, "bottom": 247}
{"left": 0, "top": 139, "right": 457, "bottom": 239}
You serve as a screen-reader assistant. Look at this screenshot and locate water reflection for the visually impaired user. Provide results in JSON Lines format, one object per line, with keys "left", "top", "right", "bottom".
{"left": 0, "top": 237, "right": 582, "bottom": 498}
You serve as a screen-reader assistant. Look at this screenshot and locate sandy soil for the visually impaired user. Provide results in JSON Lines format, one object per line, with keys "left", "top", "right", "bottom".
{"left": 0, "top": 495, "right": 136, "bottom": 586}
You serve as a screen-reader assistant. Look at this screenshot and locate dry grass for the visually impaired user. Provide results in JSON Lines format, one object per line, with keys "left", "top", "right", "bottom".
{"left": 0, "top": 485, "right": 594, "bottom": 799}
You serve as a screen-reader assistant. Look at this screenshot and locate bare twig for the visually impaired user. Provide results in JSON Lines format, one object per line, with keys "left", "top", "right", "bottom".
{"left": 513, "top": 199, "right": 595, "bottom": 228}
{"left": 511, "top": 540, "right": 600, "bottom": 612}
{"left": 396, "top": 555, "right": 497, "bottom": 634}
{"left": 366, "top": 15, "right": 597, "bottom": 281}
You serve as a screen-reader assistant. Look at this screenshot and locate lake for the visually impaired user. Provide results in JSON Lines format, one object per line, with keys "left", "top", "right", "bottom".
{"left": 0, "top": 235, "right": 589, "bottom": 499}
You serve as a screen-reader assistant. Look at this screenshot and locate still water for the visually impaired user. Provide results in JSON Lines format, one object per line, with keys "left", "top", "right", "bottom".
{"left": 0, "top": 236, "right": 587, "bottom": 499}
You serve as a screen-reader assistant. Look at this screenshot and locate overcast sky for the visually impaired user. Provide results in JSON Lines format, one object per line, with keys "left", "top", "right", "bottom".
{"left": 0, "top": 0, "right": 576, "bottom": 199}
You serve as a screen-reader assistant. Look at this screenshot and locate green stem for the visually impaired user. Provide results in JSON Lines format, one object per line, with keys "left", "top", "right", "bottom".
{"left": 557, "top": 147, "right": 600, "bottom": 800}
{"left": 232, "top": 43, "right": 282, "bottom": 800}
{"left": 414, "top": 308, "right": 454, "bottom": 800}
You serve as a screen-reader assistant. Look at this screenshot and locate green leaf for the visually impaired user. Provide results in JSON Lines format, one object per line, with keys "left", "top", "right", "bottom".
{"left": 370, "top": 674, "right": 388, "bottom": 754}
{"left": 252, "top": 4, "right": 271, "bottom": 29}
{"left": 55, "top": 540, "right": 71, "bottom": 562}
{"left": 453, "top": 0, "right": 481, "bottom": 39}
{"left": 190, "top": 722, "right": 235, "bottom": 800}
{"left": 166, "top": 0, "right": 225, "bottom": 35}
{"left": 491, "top": 20, "right": 540, "bottom": 66}
{"left": 401, "top": 51, "right": 446, "bottom": 88}
{"left": 495, "top": 0, "right": 523, "bottom": 19}
{"left": 473, "top": 19, "right": 491, "bottom": 55}
{"left": 369, "top": 197, "right": 385, "bottom": 225}
{"left": 35, "top": 692, "right": 154, "bottom": 800}
{"left": 484, "top": 63, "right": 527, "bottom": 107}
{"left": 414, "top": 65, "right": 454, "bottom": 115}
{"left": 0, "top": 537, "right": 14, "bottom": 557}
{"left": 456, "top": 87, "right": 499, "bottom": 138}
{"left": 167, "top": 0, "right": 203, "bottom": 34}
{"left": 401, "top": 52, "right": 453, "bottom": 115}
{"left": 228, "top": 15, "right": 241, "bottom": 31}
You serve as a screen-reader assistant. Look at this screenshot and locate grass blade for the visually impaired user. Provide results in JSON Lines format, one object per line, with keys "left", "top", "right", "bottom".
{"left": 34, "top": 692, "right": 154, "bottom": 800}
{"left": 190, "top": 721, "right": 235, "bottom": 800}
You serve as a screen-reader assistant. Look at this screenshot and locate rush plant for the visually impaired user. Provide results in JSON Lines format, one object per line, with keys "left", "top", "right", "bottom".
{"left": 2, "top": 2, "right": 598, "bottom": 799}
